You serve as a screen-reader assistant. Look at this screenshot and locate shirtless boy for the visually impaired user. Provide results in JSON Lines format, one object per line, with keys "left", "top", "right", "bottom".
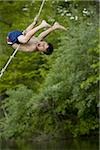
{"left": 7, "top": 20, "right": 66, "bottom": 55}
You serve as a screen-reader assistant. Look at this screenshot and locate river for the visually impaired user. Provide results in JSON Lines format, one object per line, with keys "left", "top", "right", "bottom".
{"left": 0, "top": 137, "right": 99, "bottom": 150}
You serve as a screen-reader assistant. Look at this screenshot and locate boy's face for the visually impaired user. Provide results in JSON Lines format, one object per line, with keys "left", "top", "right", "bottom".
{"left": 36, "top": 41, "right": 49, "bottom": 52}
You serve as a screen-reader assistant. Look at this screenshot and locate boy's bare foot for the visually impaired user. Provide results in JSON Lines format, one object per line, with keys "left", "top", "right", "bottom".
{"left": 53, "top": 22, "right": 67, "bottom": 31}
{"left": 41, "top": 20, "right": 51, "bottom": 28}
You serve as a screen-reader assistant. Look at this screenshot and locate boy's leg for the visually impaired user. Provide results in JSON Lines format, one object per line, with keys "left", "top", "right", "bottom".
{"left": 38, "top": 22, "right": 67, "bottom": 40}
{"left": 18, "top": 20, "right": 51, "bottom": 44}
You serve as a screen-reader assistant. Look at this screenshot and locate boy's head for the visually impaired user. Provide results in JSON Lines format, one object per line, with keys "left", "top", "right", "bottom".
{"left": 36, "top": 41, "right": 53, "bottom": 55}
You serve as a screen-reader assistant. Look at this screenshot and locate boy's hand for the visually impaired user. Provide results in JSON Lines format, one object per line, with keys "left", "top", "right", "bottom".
{"left": 34, "top": 15, "right": 39, "bottom": 24}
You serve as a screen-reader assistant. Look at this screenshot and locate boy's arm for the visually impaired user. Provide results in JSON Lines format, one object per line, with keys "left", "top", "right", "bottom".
{"left": 23, "top": 16, "right": 38, "bottom": 35}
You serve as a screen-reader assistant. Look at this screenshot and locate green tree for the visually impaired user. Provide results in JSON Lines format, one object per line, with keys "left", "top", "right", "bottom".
{"left": 0, "top": 0, "right": 99, "bottom": 139}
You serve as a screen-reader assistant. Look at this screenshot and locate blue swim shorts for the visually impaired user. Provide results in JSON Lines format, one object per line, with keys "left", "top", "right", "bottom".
{"left": 7, "top": 30, "right": 23, "bottom": 45}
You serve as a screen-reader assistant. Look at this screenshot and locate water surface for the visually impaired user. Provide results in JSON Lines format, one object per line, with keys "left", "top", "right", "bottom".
{"left": 0, "top": 137, "right": 99, "bottom": 150}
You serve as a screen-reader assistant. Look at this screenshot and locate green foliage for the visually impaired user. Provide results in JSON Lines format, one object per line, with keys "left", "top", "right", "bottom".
{"left": 0, "top": 52, "right": 49, "bottom": 92}
{"left": 35, "top": 19, "right": 99, "bottom": 137}
{"left": 0, "top": 0, "right": 99, "bottom": 140}
{"left": 0, "top": 85, "right": 34, "bottom": 138}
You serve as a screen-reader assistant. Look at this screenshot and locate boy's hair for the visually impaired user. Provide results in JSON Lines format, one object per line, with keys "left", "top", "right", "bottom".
{"left": 43, "top": 43, "right": 53, "bottom": 55}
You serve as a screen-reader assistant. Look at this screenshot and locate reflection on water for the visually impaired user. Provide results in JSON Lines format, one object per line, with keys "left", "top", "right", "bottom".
{"left": 0, "top": 137, "right": 99, "bottom": 150}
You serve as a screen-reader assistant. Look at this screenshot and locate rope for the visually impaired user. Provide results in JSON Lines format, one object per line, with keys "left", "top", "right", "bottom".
{"left": 36, "top": 0, "right": 46, "bottom": 19}
{"left": 0, "top": 0, "right": 46, "bottom": 78}
{"left": 0, "top": 45, "right": 20, "bottom": 78}
{"left": 33, "top": 0, "right": 46, "bottom": 23}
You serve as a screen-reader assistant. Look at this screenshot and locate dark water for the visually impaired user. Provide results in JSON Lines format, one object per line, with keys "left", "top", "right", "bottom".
{"left": 0, "top": 138, "right": 99, "bottom": 150}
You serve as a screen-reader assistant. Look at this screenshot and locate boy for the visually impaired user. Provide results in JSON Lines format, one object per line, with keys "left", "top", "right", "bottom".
{"left": 7, "top": 20, "right": 66, "bottom": 55}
